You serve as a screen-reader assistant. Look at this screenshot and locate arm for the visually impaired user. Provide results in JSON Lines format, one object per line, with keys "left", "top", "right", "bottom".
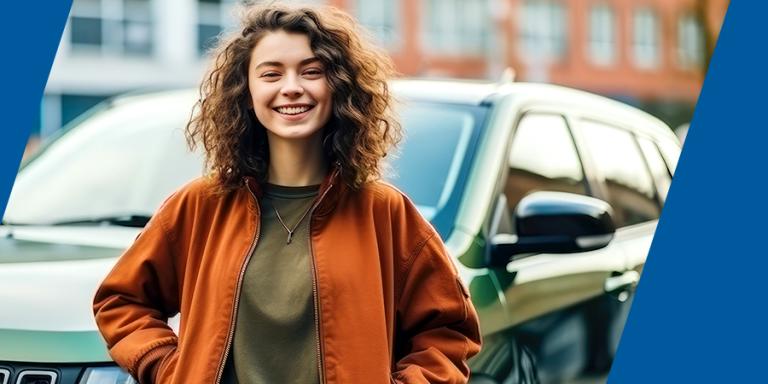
{"left": 392, "top": 231, "right": 482, "bottom": 384}
{"left": 92, "top": 197, "right": 182, "bottom": 384}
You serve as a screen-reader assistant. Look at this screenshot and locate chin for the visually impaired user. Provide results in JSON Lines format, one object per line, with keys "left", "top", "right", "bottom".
{"left": 272, "top": 124, "right": 324, "bottom": 140}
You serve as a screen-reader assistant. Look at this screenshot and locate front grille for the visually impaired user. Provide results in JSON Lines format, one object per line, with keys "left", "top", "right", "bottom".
{"left": 16, "top": 371, "right": 57, "bottom": 384}
{"left": 0, "top": 368, "right": 61, "bottom": 384}
{"left": 0, "top": 363, "right": 105, "bottom": 384}
{"left": 1, "top": 368, "right": 10, "bottom": 384}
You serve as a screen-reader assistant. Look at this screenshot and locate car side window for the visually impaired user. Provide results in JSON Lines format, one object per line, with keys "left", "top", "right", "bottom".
{"left": 637, "top": 137, "right": 672, "bottom": 203}
{"left": 656, "top": 138, "right": 681, "bottom": 176}
{"left": 579, "top": 120, "right": 659, "bottom": 227}
{"left": 502, "top": 113, "right": 588, "bottom": 232}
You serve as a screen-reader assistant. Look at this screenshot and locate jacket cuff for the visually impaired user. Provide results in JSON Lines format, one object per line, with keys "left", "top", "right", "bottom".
{"left": 136, "top": 344, "right": 176, "bottom": 384}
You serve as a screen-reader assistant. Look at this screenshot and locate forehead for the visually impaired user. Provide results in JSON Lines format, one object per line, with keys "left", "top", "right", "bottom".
{"left": 250, "top": 30, "right": 313, "bottom": 64}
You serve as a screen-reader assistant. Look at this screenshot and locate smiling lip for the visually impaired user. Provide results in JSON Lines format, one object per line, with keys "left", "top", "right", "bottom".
{"left": 274, "top": 104, "right": 314, "bottom": 114}
{"left": 273, "top": 104, "right": 315, "bottom": 121}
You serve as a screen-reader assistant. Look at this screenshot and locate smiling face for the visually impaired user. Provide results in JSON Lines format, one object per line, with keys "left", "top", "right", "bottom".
{"left": 248, "top": 30, "right": 333, "bottom": 144}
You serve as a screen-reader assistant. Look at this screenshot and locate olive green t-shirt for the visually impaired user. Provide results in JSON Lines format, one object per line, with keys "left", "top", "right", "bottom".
{"left": 225, "top": 183, "right": 320, "bottom": 384}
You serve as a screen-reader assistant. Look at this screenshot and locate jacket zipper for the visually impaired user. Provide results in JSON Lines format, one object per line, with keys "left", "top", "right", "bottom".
{"left": 214, "top": 182, "right": 262, "bottom": 384}
{"left": 214, "top": 176, "right": 336, "bottom": 384}
{"left": 308, "top": 182, "right": 334, "bottom": 384}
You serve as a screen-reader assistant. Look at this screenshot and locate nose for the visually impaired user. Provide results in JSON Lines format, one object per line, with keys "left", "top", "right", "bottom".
{"left": 281, "top": 74, "right": 304, "bottom": 98}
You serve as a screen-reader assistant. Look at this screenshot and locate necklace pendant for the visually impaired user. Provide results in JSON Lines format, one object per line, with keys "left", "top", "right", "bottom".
{"left": 286, "top": 231, "right": 293, "bottom": 245}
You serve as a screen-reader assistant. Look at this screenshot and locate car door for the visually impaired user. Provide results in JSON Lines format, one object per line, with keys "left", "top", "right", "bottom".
{"left": 625, "top": 133, "right": 677, "bottom": 276}
{"left": 489, "top": 111, "right": 628, "bottom": 327}
{"left": 572, "top": 119, "right": 665, "bottom": 284}
{"left": 570, "top": 118, "right": 671, "bottom": 356}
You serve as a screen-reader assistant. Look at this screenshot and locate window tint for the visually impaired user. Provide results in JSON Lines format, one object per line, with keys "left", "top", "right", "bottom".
{"left": 504, "top": 113, "right": 587, "bottom": 220}
{"left": 638, "top": 137, "right": 672, "bottom": 202}
{"left": 579, "top": 120, "right": 659, "bottom": 226}
{"left": 386, "top": 103, "right": 480, "bottom": 220}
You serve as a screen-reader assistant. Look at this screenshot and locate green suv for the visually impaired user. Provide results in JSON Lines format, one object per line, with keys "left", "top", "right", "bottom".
{"left": 0, "top": 79, "right": 679, "bottom": 384}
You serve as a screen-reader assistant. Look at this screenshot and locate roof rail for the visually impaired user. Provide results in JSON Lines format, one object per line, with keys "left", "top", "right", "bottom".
{"left": 497, "top": 67, "right": 516, "bottom": 85}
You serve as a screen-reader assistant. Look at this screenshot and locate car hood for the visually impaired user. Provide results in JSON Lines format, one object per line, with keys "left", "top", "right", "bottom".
{"left": 0, "top": 225, "right": 138, "bottom": 362}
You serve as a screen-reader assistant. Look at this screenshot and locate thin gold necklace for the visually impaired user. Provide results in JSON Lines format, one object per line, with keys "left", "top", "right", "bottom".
{"left": 270, "top": 198, "right": 314, "bottom": 244}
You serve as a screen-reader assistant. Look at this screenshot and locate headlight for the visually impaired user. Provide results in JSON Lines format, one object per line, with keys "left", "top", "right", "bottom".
{"left": 79, "top": 367, "right": 136, "bottom": 384}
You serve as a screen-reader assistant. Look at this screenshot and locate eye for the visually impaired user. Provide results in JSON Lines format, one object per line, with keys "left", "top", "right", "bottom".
{"left": 303, "top": 68, "right": 324, "bottom": 78}
{"left": 260, "top": 71, "right": 281, "bottom": 79}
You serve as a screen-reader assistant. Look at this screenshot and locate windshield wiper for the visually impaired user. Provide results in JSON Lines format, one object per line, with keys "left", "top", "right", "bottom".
{"left": 48, "top": 215, "right": 152, "bottom": 228}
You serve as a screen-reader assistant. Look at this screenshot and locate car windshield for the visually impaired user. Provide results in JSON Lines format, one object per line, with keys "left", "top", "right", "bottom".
{"left": 3, "top": 92, "right": 487, "bottom": 238}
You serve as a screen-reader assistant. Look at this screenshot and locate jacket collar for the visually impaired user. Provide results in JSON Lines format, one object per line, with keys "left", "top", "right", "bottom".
{"left": 242, "top": 163, "right": 345, "bottom": 217}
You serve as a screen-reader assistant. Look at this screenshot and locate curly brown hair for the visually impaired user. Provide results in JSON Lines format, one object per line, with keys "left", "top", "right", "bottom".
{"left": 186, "top": 2, "right": 401, "bottom": 193}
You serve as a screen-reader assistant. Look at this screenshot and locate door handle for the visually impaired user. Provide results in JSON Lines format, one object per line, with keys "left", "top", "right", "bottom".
{"left": 604, "top": 270, "right": 640, "bottom": 293}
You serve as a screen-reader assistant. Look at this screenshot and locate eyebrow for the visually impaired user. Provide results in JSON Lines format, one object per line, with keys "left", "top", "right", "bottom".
{"left": 254, "top": 57, "right": 321, "bottom": 70}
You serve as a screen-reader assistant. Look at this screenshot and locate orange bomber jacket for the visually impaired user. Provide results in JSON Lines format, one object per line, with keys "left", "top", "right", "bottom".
{"left": 93, "top": 168, "right": 482, "bottom": 384}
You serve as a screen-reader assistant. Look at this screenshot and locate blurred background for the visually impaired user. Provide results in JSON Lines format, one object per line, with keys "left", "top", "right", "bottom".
{"left": 8, "top": 2, "right": 727, "bottom": 383}
{"left": 27, "top": 0, "right": 727, "bottom": 156}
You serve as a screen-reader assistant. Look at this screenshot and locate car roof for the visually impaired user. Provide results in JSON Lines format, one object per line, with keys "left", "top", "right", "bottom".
{"left": 390, "top": 78, "right": 499, "bottom": 105}
{"left": 392, "top": 79, "right": 675, "bottom": 141}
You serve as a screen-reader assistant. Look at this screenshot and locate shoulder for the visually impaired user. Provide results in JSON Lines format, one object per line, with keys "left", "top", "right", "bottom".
{"left": 356, "top": 180, "right": 414, "bottom": 207}
{"left": 150, "top": 176, "right": 252, "bottom": 241}
{"left": 353, "top": 180, "right": 437, "bottom": 242}
{"left": 356, "top": 183, "right": 455, "bottom": 283}
{"left": 160, "top": 176, "right": 230, "bottom": 207}
{"left": 352, "top": 180, "right": 425, "bottom": 222}
{"left": 154, "top": 176, "right": 238, "bottom": 223}
{"left": 170, "top": 176, "right": 220, "bottom": 200}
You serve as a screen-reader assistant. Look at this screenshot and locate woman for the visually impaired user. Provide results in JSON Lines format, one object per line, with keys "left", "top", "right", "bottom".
{"left": 93, "top": 3, "right": 481, "bottom": 384}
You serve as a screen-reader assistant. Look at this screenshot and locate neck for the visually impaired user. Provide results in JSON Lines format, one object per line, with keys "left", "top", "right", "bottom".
{"left": 266, "top": 133, "right": 327, "bottom": 186}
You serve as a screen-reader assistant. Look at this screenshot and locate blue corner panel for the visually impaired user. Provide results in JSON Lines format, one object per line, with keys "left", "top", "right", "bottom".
{"left": 609, "top": 2, "right": 765, "bottom": 382}
{"left": 0, "top": 2, "right": 72, "bottom": 219}
{"left": 0, "top": 0, "right": 762, "bottom": 382}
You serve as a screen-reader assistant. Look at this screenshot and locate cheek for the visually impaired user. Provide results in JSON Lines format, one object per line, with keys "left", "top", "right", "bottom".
{"left": 321, "top": 102, "right": 333, "bottom": 122}
{"left": 318, "top": 94, "right": 334, "bottom": 125}
{"left": 316, "top": 84, "right": 333, "bottom": 113}
{"left": 249, "top": 89, "right": 272, "bottom": 112}
{"left": 249, "top": 92, "right": 273, "bottom": 125}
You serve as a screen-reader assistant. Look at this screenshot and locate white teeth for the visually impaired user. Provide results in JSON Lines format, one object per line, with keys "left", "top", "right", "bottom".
{"left": 276, "top": 106, "right": 311, "bottom": 115}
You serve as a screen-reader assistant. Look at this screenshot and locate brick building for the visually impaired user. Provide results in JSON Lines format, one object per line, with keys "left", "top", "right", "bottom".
{"left": 343, "top": 0, "right": 729, "bottom": 127}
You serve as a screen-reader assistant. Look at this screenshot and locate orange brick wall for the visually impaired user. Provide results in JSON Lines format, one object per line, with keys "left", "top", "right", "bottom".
{"left": 334, "top": 0, "right": 728, "bottom": 106}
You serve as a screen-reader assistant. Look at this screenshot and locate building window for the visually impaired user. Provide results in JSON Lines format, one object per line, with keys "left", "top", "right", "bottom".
{"left": 426, "top": 0, "right": 490, "bottom": 54}
{"left": 519, "top": 0, "right": 567, "bottom": 61}
{"left": 588, "top": 4, "right": 615, "bottom": 66}
{"left": 69, "top": 0, "right": 153, "bottom": 56}
{"left": 678, "top": 14, "right": 704, "bottom": 69}
{"left": 355, "top": 0, "right": 399, "bottom": 48}
{"left": 632, "top": 7, "right": 660, "bottom": 69}
{"left": 196, "top": 0, "right": 327, "bottom": 57}
{"left": 197, "top": 0, "right": 231, "bottom": 56}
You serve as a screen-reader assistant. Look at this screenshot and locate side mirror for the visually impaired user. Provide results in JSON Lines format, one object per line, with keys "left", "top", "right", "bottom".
{"left": 487, "top": 191, "right": 616, "bottom": 267}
